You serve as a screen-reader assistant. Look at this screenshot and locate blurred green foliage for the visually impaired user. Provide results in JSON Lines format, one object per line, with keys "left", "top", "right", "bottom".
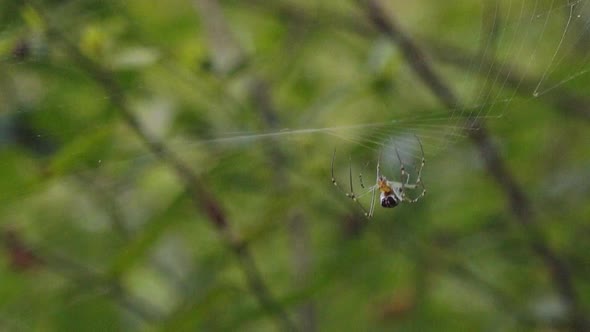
{"left": 1, "top": 0, "right": 589, "bottom": 331}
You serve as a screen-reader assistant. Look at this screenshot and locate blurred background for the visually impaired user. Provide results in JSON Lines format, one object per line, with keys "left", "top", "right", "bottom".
{"left": 1, "top": 0, "right": 590, "bottom": 331}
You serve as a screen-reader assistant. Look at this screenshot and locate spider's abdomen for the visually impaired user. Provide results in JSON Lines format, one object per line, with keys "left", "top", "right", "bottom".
{"left": 380, "top": 195, "right": 399, "bottom": 208}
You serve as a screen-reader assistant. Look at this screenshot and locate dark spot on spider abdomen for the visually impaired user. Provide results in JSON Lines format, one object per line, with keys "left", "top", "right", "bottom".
{"left": 381, "top": 195, "right": 398, "bottom": 208}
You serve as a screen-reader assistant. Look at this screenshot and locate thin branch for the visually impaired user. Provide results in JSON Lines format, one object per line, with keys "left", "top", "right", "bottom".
{"left": 250, "top": 79, "right": 316, "bottom": 332}
{"left": 70, "top": 47, "right": 294, "bottom": 332}
{"left": 31, "top": 5, "right": 296, "bottom": 331}
{"left": 427, "top": 40, "right": 590, "bottom": 121}
{"left": 243, "top": 0, "right": 590, "bottom": 121}
{"left": 1, "top": 228, "right": 163, "bottom": 322}
{"left": 360, "top": 1, "right": 587, "bottom": 331}
{"left": 194, "top": 0, "right": 315, "bottom": 329}
{"left": 75, "top": 174, "right": 192, "bottom": 294}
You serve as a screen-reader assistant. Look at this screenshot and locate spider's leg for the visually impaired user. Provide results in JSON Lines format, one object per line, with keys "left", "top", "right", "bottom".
{"left": 331, "top": 149, "right": 338, "bottom": 186}
{"left": 394, "top": 147, "right": 408, "bottom": 201}
{"left": 349, "top": 156, "right": 354, "bottom": 193}
{"left": 414, "top": 135, "right": 425, "bottom": 184}
{"left": 405, "top": 172, "right": 412, "bottom": 185}
{"left": 359, "top": 160, "right": 371, "bottom": 189}
{"left": 331, "top": 149, "right": 371, "bottom": 218}
{"left": 377, "top": 151, "right": 382, "bottom": 178}
{"left": 369, "top": 154, "right": 382, "bottom": 218}
{"left": 403, "top": 136, "right": 427, "bottom": 203}
{"left": 331, "top": 150, "right": 350, "bottom": 194}
{"left": 348, "top": 156, "right": 371, "bottom": 217}
{"left": 368, "top": 186, "right": 376, "bottom": 218}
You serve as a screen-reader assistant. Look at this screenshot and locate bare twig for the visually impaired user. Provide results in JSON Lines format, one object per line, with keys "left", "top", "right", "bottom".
{"left": 0, "top": 228, "right": 162, "bottom": 322}
{"left": 427, "top": 40, "right": 590, "bottom": 121}
{"left": 360, "top": 0, "right": 587, "bottom": 330}
{"left": 194, "top": 0, "right": 316, "bottom": 329}
{"left": 74, "top": 174, "right": 192, "bottom": 294}
{"left": 32, "top": 5, "right": 295, "bottom": 330}
{"left": 247, "top": 48, "right": 317, "bottom": 332}
{"left": 251, "top": 81, "right": 317, "bottom": 332}
{"left": 243, "top": 0, "right": 590, "bottom": 121}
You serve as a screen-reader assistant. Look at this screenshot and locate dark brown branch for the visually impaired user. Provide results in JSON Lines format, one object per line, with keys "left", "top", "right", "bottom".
{"left": 243, "top": 0, "right": 590, "bottom": 122}
{"left": 245, "top": 47, "right": 316, "bottom": 332}
{"left": 33, "top": 8, "right": 295, "bottom": 331}
{"left": 75, "top": 174, "right": 192, "bottom": 294}
{"left": 1, "top": 228, "right": 162, "bottom": 322}
{"left": 427, "top": 40, "right": 590, "bottom": 121}
{"left": 195, "top": 0, "right": 313, "bottom": 329}
{"left": 70, "top": 50, "right": 295, "bottom": 332}
{"left": 360, "top": 1, "right": 587, "bottom": 331}
{"left": 250, "top": 79, "right": 317, "bottom": 332}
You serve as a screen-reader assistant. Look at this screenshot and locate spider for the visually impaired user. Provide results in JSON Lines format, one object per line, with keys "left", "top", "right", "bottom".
{"left": 331, "top": 138, "right": 426, "bottom": 219}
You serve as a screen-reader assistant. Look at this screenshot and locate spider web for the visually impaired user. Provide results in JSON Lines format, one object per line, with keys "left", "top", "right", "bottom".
{"left": 0, "top": 3, "right": 588, "bottom": 227}
{"left": 1, "top": 0, "right": 589, "bottom": 242}
{"left": 450, "top": 0, "right": 590, "bottom": 117}
{"left": 1, "top": 0, "right": 590, "bottom": 328}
